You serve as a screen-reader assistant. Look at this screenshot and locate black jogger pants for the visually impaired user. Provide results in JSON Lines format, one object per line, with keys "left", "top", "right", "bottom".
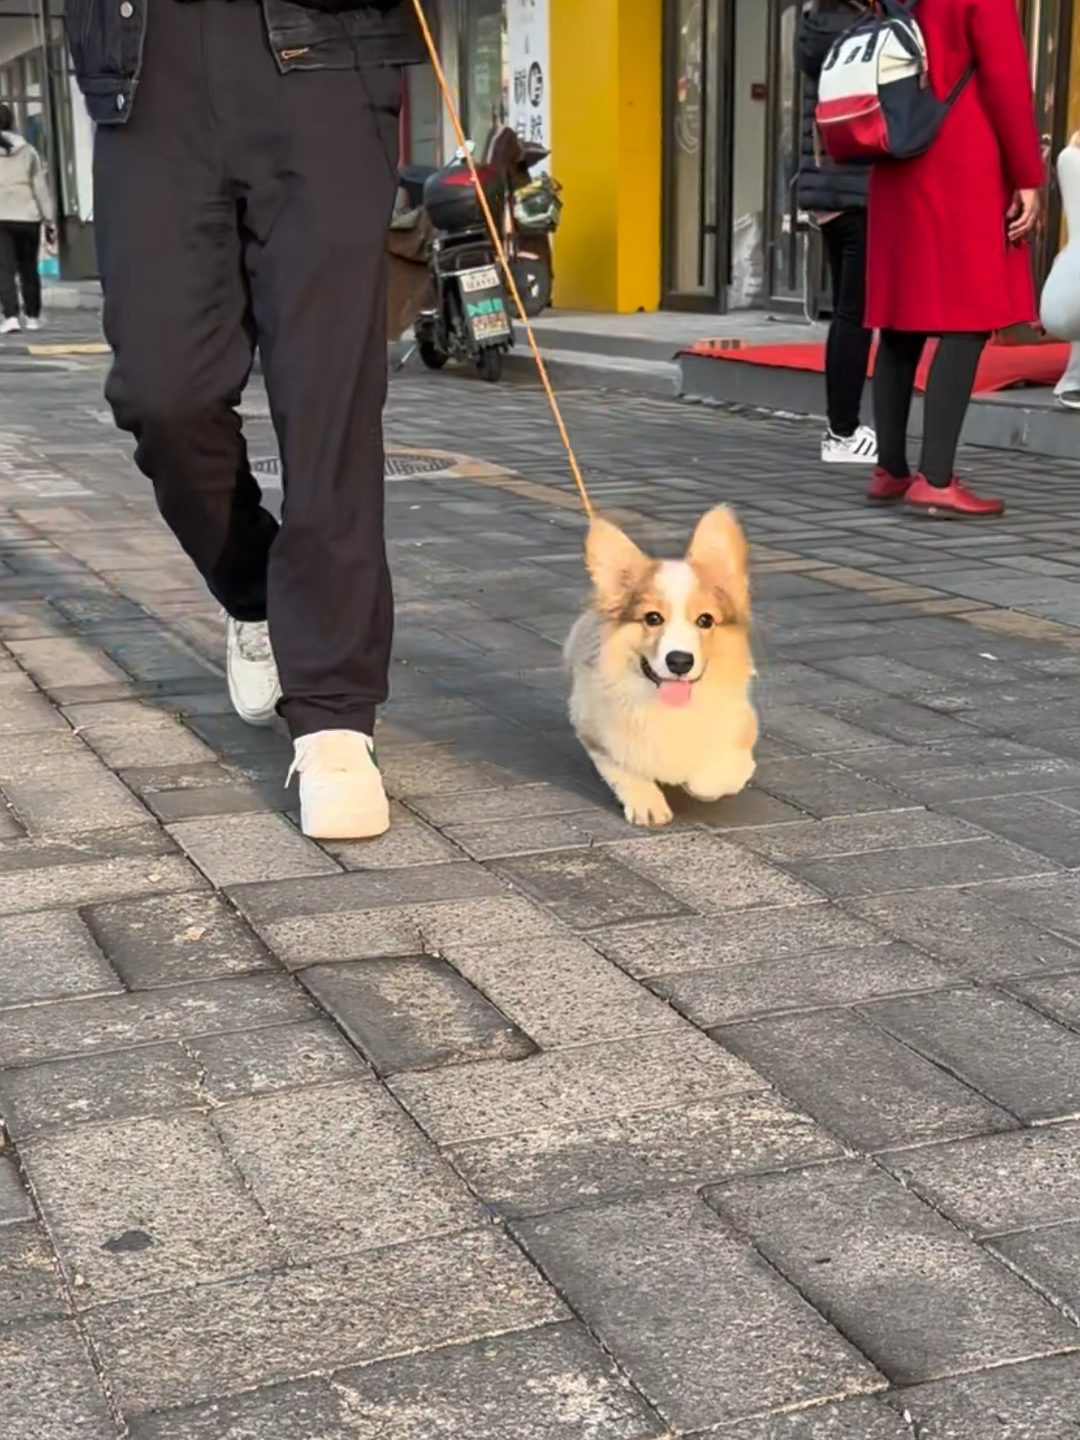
{"left": 820, "top": 211, "right": 872, "bottom": 439}
{"left": 94, "top": 0, "right": 401, "bottom": 737}
{"left": 0, "top": 221, "right": 42, "bottom": 320}
{"left": 874, "top": 329, "right": 990, "bottom": 489}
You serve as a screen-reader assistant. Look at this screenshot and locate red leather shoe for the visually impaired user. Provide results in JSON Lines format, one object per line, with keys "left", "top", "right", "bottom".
{"left": 866, "top": 468, "right": 913, "bottom": 505}
{"left": 904, "top": 474, "right": 1005, "bottom": 518}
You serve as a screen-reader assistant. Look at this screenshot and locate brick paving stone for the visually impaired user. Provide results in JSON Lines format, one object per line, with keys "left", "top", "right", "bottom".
{"left": 882, "top": 1123, "right": 1080, "bottom": 1237}
{"left": 6, "top": 634, "right": 128, "bottom": 692}
{"left": 844, "top": 887, "right": 1080, "bottom": 981}
{"left": 62, "top": 700, "right": 217, "bottom": 769}
{"left": 127, "top": 764, "right": 282, "bottom": 823}
{"left": 492, "top": 849, "right": 690, "bottom": 929}
{"left": 731, "top": 808, "right": 976, "bottom": 864}
{"left": 231, "top": 860, "right": 505, "bottom": 926}
{"left": 1009, "top": 969, "right": 1080, "bottom": 1032}
{"left": 720, "top": 1009, "right": 1012, "bottom": 1150}
{"left": 900, "top": 1353, "right": 1080, "bottom": 1437}
{"left": 256, "top": 894, "right": 564, "bottom": 968}
{"left": 0, "top": 674, "right": 69, "bottom": 737}
{"left": 861, "top": 988, "right": 1080, "bottom": 1124}
{"left": 22, "top": 1112, "right": 284, "bottom": 1303}
{"left": 380, "top": 743, "right": 527, "bottom": 798}
{"left": 0, "top": 1151, "right": 33, "bottom": 1224}
{"left": 716, "top": 1397, "right": 913, "bottom": 1439}
{"left": 325, "top": 803, "right": 461, "bottom": 869}
{"left": 751, "top": 757, "right": 907, "bottom": 818}
{"left": 86, "top": 1230, "right": 566, "bottom": 1417}
{"left": 408, "top": 780, "right": 608, "bottom": 827}
{"left": 444, "top": 808, "right": 641, "bottom": 860}
{"left": 445, "top": 1092, "right": 841, "bottom": 1218}
{"left": 186, "top": 1018, "right": 366, "bottom": 1099}
{"left": 657, "top": 941, "right": 955, "bottom": 1028}
{"left": 707, "top": 1162, "right": 1078, "bottom": 1385}
{"left": 0, "top": 849, "right": 202, "bottom": 917}
{"left": 943, "top": 793, "right": 1080, "bottom": 868}
{"left": 978, "top": 872, "right": 1080, "bottom": 943}
{"left": 858, "top": 754, "right": 1080, "bottom": 806}
{"left": 593, "top": 906, "right": 885, "bottom": 979}
{"left": 0, "top": 975, "right": 315, "bottom": 1067}
{"left": 83, "top": 891, "right": 271, "bottom": 989}
{"left": 0, "top": 1042, "right": 203, "bottom": 1139}
{"left": 300, "top": 958, "right": 535, "bottom": 1074}
{"left": 992, "top": 1223, "right": 1080, "bottom": 1316}
{"left": 789, "top": 837, "right": 1054, "bottom": 900}
{"left": 514, "top": 1192, "right": 882, "bottom": 1433}
{"left": 167, "top": 812, "right": 340, "bottom": 887}
{"left": 0, "top": 1319, "right": 118, "bottom": 1440}
{"left": 0, "top": 1221, "right": 68, "bottom": 1323}
{"left": 390, "top": 1029, "right": 766, "bottom": 1146}
{"left": 444, "top": 933, "right": 683, "bottom": 1048}
{"left": 607, "top": 832, "right": 822, "bottom": 912}
{"left": 126, "top": 1379, "right": 355, "bottom": 1440}
{"left": 213, "top": 1080, "right": 483, "bottom": 1263}
{"left": 0, "top": 908, "right": 120, "bottom": 1006}
{"left": 689, "top": 787, "right": 809, "bottom": 829}
{"left": 2, "top": 740, "right": 156, "bottom": 836}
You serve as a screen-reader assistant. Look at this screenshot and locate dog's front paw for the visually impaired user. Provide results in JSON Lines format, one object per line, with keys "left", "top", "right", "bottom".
{"left": 621, "top": 782, "right": 674, "bottom": 828}
{"left": 686, "top": 751, "right": 756, "bottom": 803}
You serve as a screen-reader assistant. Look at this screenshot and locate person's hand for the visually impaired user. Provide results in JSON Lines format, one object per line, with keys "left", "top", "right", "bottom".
{"left": 44, "top": 223, "right": 57, "bottom": 247}
{"left": 1007, "top": 189, "right": 1040, "bottom": 244}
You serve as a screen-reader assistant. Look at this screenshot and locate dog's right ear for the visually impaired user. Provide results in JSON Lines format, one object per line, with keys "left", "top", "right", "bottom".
{"left": 585, "top": 515, "right": 651, "bottom": 615}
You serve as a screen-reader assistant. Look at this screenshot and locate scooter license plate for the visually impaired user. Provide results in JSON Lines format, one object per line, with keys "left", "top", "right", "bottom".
{"left": 458, "top": 267, "right": 511, "bottom": 344}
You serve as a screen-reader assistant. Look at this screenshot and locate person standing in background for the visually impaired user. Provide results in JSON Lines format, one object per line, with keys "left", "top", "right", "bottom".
{"left": 865, "top": 0, "right": 1043, "bottom": 518}
{"left": 797, "top": 0, "right": 876, "bottom": 466}
{"left": 1041, "top": 133, "right": 1080, "bottom": 411}
{"left": 0, "top": 102, "right": 55, "bottom": 336}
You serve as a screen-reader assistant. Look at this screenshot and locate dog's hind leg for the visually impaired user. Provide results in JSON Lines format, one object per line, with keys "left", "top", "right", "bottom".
{"left": 585, "top": 745, "right": 673, "bottom": 828}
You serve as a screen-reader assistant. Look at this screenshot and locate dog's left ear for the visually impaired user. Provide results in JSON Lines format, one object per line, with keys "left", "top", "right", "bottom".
{"left": 687, "top": 506, "right": 750, "bottom": 623}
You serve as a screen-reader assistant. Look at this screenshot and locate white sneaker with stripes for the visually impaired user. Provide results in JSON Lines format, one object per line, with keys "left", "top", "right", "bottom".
{"left": 821, "top": 425, "right": 878, "bottom": 465}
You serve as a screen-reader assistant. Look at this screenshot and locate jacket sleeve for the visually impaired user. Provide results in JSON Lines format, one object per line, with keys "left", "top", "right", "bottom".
{"left": 967, "top": 0, "right": 1045, "bottom": 192}
{"left": 29, "top": 148, "right": 54, "bottom": 225}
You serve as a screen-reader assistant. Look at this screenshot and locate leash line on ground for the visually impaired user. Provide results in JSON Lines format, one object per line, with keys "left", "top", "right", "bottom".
{"left": 408, "top": 0, "right": 594, "bottom": 519}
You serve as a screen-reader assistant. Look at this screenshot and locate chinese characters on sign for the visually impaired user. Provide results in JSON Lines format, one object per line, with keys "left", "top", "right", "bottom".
{"left": 507, "top": 0, "right": 550, "bottom": 168}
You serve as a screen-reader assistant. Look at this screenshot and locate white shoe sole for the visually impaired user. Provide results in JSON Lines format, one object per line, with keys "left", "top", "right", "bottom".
{"left": 821, "top": 449, "right": 879, "bottom": 465}
{"left": 226, "top": 680, "right": 280, "bottom": 727}
{"left": 300, "top": 799, "right": 390, "bottom": 840}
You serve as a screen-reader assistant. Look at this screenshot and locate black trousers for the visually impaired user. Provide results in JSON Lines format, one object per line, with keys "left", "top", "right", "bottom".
{"left": 94, "top": 0, "right": 400, "bottom": 738}
{"left": 0, "top": 221, "right": 42, "bottom": 320}
{"left": 874, "top": 330, "right": 989, "bottom": 488}
{"left": 820, "top": 211, "right": 872, "bottom": 438}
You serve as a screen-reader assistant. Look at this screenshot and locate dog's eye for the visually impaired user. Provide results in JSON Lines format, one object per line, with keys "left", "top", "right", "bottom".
{"left": 696, "top": 614, "right": 715, "bottom": 630}
{"left": 642, "top": 611, "right": 664, "bottom": 628}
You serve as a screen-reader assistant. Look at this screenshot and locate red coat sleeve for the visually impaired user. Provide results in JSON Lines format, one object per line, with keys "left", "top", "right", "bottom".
{"left": 966, "top": 0, "right": 1044, "bottom": 191}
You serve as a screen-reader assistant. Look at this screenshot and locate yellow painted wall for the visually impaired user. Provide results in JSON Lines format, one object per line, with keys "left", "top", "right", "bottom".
{"left": 550, "top": 0, "right": 663, "bottom": 312}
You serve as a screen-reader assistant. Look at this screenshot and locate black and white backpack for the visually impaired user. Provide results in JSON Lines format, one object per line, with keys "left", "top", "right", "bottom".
{"left": 815, "top": 0, "right": 973, "bottom": 164}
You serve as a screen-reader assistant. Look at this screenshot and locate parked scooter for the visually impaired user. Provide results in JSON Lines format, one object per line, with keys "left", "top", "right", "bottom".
{"left": 405, "top": 146, "right": 514, "bottom": 383}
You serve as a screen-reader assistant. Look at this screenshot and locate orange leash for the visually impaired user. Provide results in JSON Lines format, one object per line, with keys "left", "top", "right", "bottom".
{"left": 407, "top": 0, "right": 594, "bottom": 519}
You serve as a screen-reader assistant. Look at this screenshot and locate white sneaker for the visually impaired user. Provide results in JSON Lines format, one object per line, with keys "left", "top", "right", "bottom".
{"left": 25, "top": 317, "right": 41, "bottom": 332}
{"left": 226, "top": 617, "right": 281, "bottom": 726}
{"left": 288, "top": 730, "right": 390, "bottom": 840}
{"left": 0, "top": 317, "right": 20, "bottom": 335}
{"left": 821, "top": 424, "right": 878, "bottom": 465}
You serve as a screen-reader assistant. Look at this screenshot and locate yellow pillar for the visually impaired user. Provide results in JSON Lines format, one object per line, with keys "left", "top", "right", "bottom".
{"left": 549, "top": 0, "right": 663, "bottom": 313}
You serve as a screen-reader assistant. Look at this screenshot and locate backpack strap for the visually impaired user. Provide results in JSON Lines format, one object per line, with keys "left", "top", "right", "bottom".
{"left": 945, "top": 62, "right": 975, "bottom": 109}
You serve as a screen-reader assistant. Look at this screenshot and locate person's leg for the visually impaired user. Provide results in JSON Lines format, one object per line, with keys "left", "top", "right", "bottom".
{"left": 0, "top": 225, "right": 21, "bottom": 324}
{"left": 918, "top": 332, "right": 990, "bottom": 487}
{"left": 1055, "top": 341, "right": 1080, "bottom": 404}
{"left": 210, "top": 0, "right": 398, "bottom": 835}
{"left": 868, "top": 327, "right": 925, "bottom": 500}
{"left": 904, "top": 331, "right": 1002, "bottom": 516}
{"left": 12, "top": 223, "right": 41, "bottom": 320}
{"left": 94, "top": 0, "right": 280, "bottom": 677}
{"left": 821, "top": 212, "right": 874, "bottom": 447}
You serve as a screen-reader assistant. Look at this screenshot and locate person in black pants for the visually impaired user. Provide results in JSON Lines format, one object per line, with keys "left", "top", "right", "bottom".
{"left": 68, "top": 0, "right": 422, "bottom": 840}
{"left": 0, "top": 103, "right": 55, "bottom": 335}
{"left": 797, "top": 0, "right": 876, "bottom": 466}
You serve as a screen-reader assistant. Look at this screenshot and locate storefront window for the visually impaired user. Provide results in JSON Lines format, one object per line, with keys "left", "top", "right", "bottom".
{"left": 461, "top": 0, "right": 506, "bottom": 150}
{"left": 663, "top": 0, "right": 723, "bottom": 305}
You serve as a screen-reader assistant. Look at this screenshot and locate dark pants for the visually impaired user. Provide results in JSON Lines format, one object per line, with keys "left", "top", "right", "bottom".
{"left": 0, "top": 221, "right": 42, "bottom": 320}
{"left": 821, "top": 211, "right": 872, "bottom": 438}
{"left": 874, "top": 330, "right": 989, "bottom": 488}
{"left": 94, "top": 0, "right": 400, "bottom": 738}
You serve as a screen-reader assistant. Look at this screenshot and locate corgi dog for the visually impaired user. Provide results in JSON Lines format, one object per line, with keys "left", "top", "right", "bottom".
{"left": 565, "top": 507, "right": 757, "bottom": 827}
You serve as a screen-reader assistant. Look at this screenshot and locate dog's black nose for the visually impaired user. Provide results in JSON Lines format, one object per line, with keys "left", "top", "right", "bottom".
{"left": 665, "top": 650, "right": 694, "bottom": 677}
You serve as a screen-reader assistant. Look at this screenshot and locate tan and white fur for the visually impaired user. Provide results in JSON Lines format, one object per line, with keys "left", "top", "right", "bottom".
{"left": 565, "top": 507, "right": 757, "bottom": 826}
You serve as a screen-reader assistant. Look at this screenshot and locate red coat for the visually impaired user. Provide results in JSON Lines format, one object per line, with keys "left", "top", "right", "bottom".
{"left": 866, "top": 0, "right": 1044, "bottom": 334}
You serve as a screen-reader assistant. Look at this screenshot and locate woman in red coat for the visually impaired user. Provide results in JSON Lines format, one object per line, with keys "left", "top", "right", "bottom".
{"left": 865, "top": 0, "right": 1044, "bottom": 517}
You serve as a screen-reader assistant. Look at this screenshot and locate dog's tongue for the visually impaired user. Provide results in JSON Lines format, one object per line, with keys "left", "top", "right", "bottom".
{"left": 658, "top": 679, "right": 693, "bottom": 708}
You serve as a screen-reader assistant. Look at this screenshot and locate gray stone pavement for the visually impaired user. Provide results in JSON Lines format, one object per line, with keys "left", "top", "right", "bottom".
{"left": 3, "top": 341, "right": 1080, "bottom": 1436}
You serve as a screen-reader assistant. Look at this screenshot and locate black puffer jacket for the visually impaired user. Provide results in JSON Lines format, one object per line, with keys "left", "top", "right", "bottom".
{"left": 796, "top": 6, "right": 872, "bottom": 214}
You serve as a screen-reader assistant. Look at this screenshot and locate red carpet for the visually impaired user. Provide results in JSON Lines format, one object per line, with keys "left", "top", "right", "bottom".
{"left": 682, "top": 338, "right": 1070, "bottom": 394}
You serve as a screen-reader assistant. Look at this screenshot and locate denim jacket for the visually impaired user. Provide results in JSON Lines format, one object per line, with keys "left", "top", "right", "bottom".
{"left": 65, "top": 0, "right": 427, "bottom": 124}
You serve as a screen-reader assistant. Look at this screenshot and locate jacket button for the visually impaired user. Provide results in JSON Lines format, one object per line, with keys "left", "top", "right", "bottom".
{"left": 116, "top": 93, "right": 126, "bottom": 110}
{"left": 120, "top": 2, "right": 134, "bottom": 15}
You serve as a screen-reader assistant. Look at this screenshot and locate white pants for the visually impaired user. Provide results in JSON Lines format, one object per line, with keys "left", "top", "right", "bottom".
{"left": 1056, "top": 343, "right": 1080, "bottom": 397}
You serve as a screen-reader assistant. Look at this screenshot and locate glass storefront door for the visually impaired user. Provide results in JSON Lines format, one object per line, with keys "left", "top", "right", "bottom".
{"left": 1021, "top": 0, "right": 1075, "bottom": 288}
{"left": 763, "top": 0, "right": 804, "bottom": 306}
{"left": 661, "top": 0, "right": 728, "bottom": 308}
